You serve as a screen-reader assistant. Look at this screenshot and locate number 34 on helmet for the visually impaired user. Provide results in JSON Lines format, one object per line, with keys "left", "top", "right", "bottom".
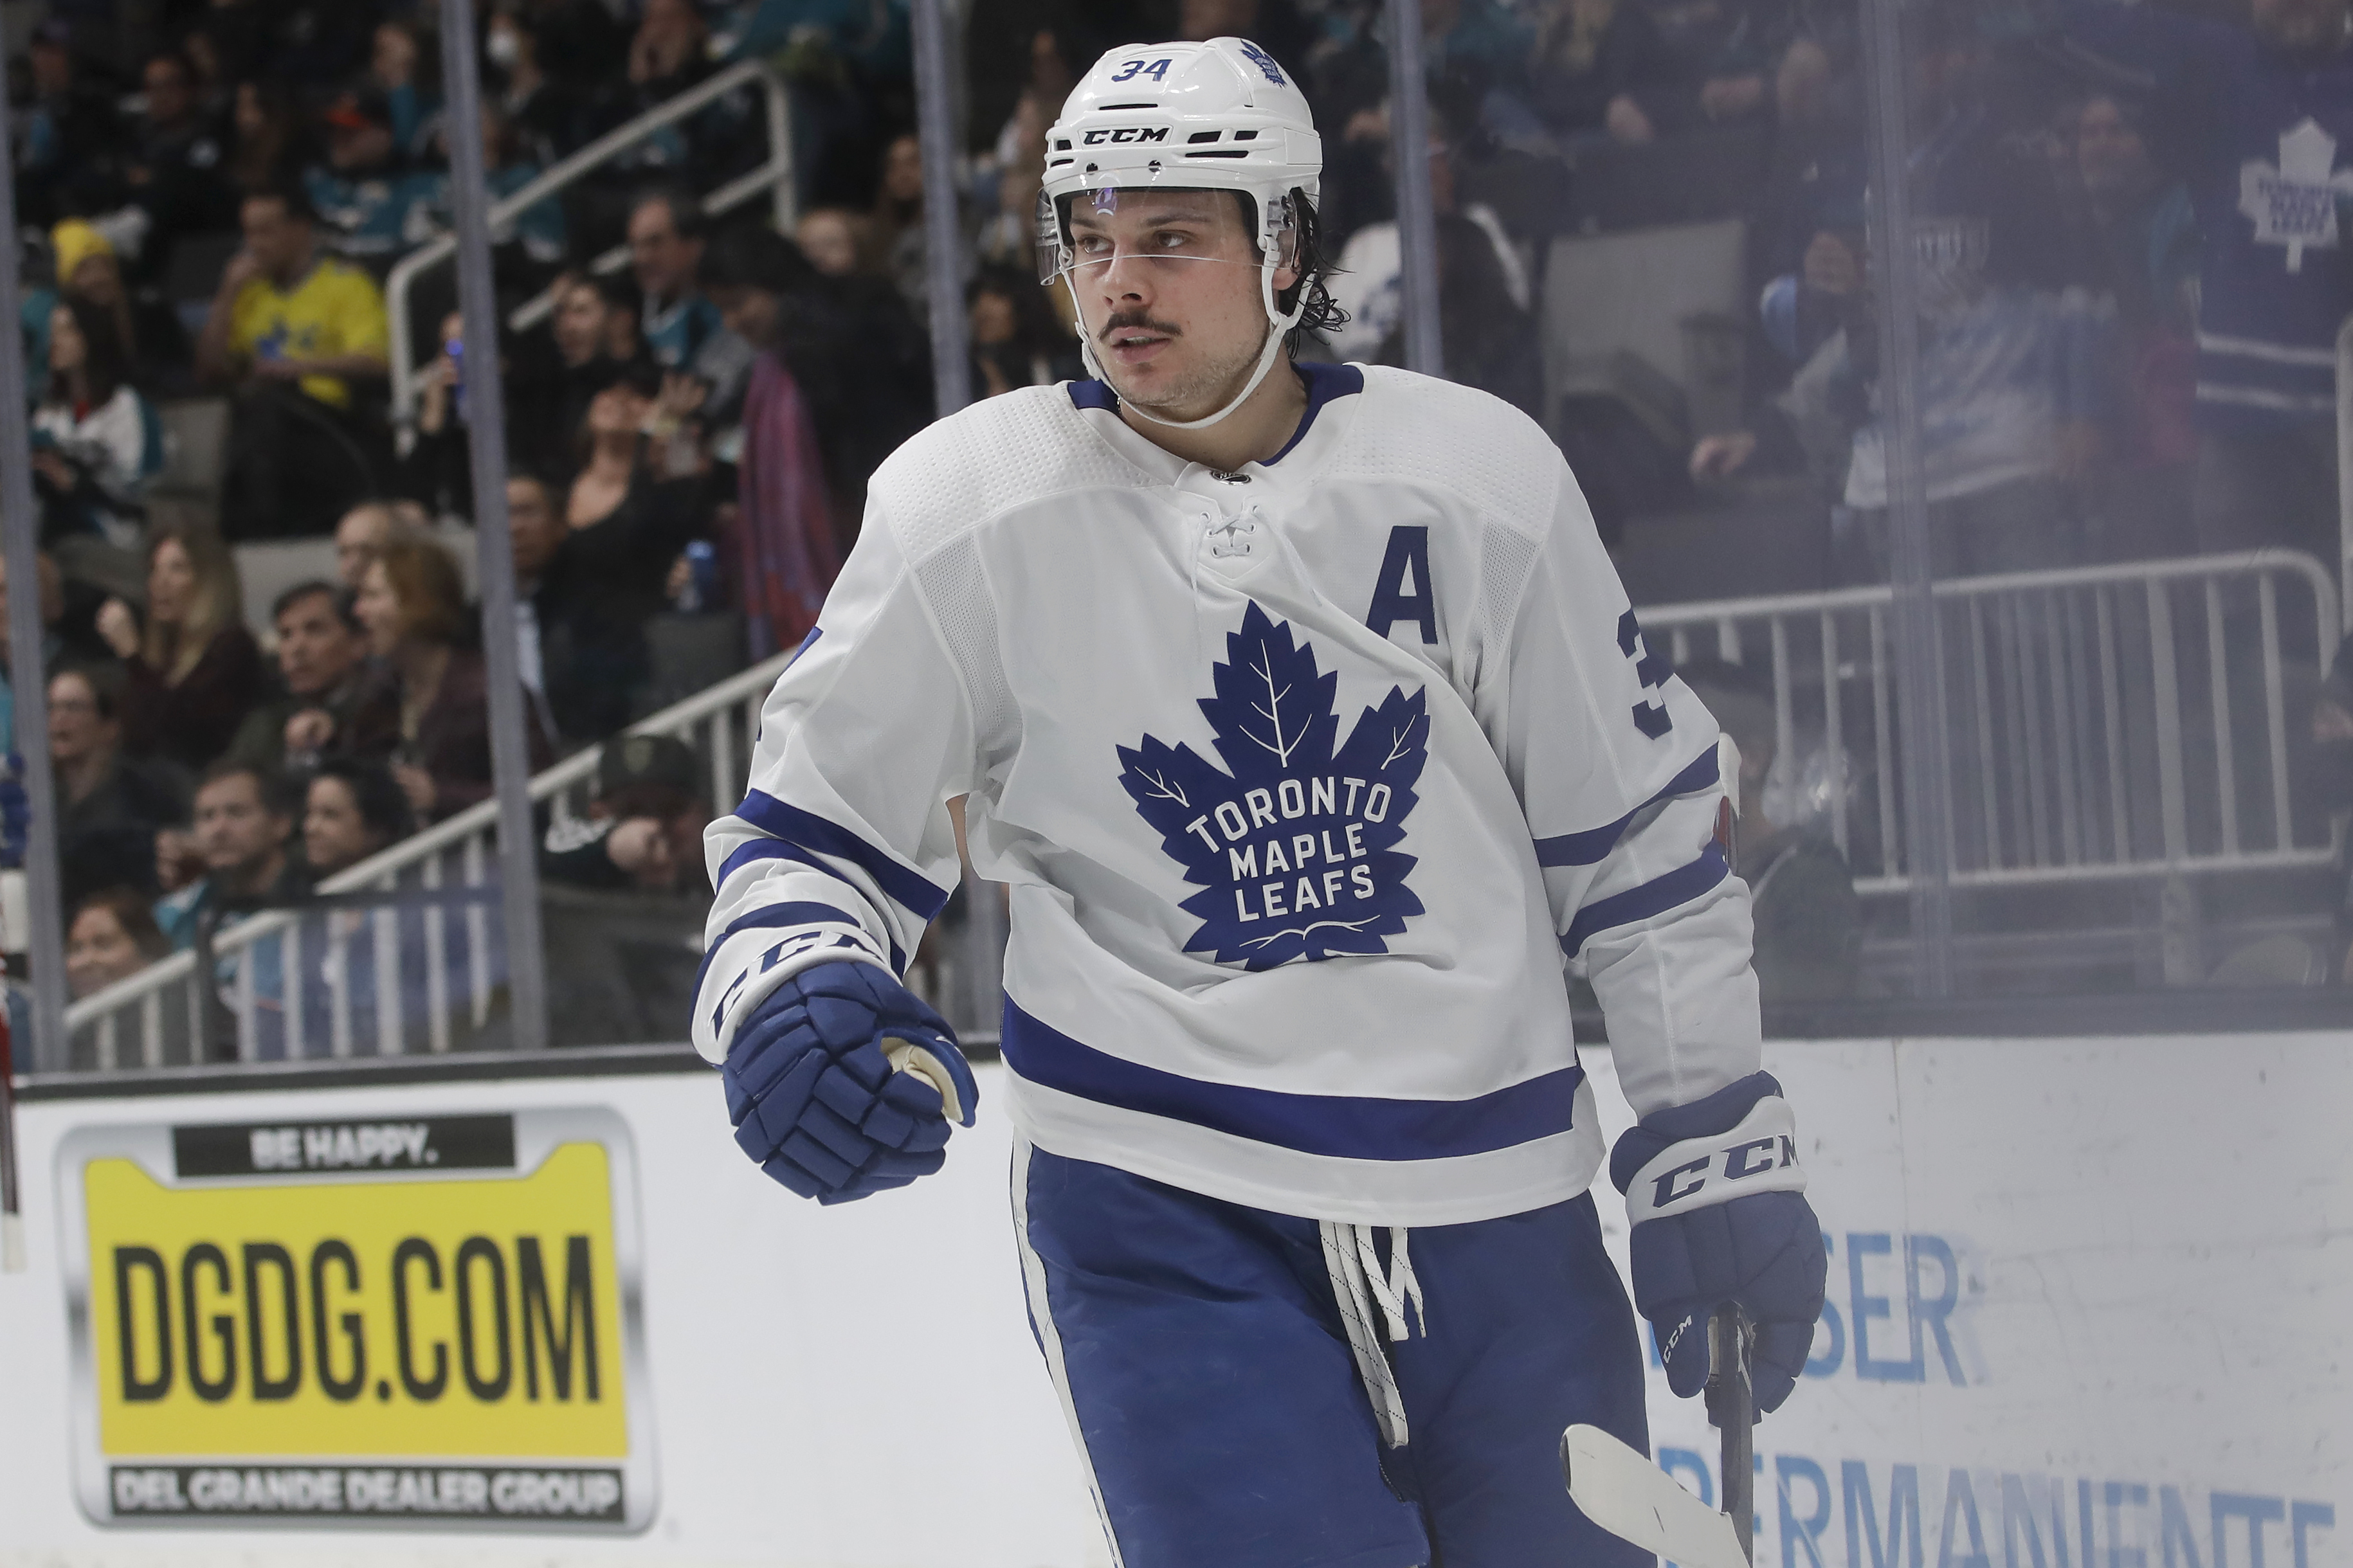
{"left": 1035, "top": 36, "right": 1326, "bottom": 429}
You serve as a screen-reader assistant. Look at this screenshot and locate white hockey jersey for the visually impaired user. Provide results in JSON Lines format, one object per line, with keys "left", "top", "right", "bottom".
{"left": 694, "top": 363, "right": 1762, "bottom": 1226}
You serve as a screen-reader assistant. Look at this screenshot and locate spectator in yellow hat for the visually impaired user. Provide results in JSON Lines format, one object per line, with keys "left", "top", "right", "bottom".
{"left": 50, "top": 219, "right": 190, "bottom": 393}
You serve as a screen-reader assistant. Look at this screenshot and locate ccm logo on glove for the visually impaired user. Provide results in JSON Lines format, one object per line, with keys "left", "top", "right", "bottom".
{"left": 1610, "top": 1072, "right": 1828, "bottom": 1416}
{"left": 1624, "top": 1095, "right": 1805, "bottom": 1225}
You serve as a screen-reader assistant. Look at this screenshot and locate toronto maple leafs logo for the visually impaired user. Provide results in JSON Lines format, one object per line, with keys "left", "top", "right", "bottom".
{"left": 1237, "top": 39, "right": 1287, "bottom": 86}
{"left": 2240, "top": 118, "right": 2353, "bottom": 273}
{"left": 1118, "top": 602, "right": 1426, "bottom": 970}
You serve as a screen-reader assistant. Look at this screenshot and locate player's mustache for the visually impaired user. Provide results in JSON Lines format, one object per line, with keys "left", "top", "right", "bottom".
{"left": 1099, "top": 312, "right": 1183, "bottom": 342}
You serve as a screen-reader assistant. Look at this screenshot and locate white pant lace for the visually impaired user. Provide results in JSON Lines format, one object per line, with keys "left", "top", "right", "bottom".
{"left": 1319, "top": 1221, "right": 1426, "bottom": 1448}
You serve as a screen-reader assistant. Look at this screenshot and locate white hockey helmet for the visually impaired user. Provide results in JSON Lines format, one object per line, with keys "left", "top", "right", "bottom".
{"left": 1037, "top": 37, "right": 1324, "bottom": 429}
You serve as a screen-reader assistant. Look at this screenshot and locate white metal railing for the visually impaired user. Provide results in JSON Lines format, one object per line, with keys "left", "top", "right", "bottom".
{"left": 1643, "top": 550, "right": 2341, "bottom": 893}
{"left": 61, "top": 550, "right": 2339, "bottom": 1064}
{"left": 64, "top": 651, "right": 793, "bottom": 1068}
{"left": 386, "top": 59, "right": 794, "bottom": 447}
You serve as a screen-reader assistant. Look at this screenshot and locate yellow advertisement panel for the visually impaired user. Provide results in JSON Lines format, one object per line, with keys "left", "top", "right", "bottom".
{"left": 57, "top": 1108, "right": 654, "bottom": 1532}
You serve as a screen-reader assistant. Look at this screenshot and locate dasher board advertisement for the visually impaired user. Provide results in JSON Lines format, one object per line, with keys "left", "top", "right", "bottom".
{"left": 51, "top": 1108, "right": 657, "bottom": 1533}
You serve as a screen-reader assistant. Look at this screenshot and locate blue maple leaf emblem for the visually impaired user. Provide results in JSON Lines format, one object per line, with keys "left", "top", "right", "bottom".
{"left": 1237, "top": 39, "right": 1287, "bottom": 86}
{"left": 1118, "top": 601, "right": 1426, "bottom": 969}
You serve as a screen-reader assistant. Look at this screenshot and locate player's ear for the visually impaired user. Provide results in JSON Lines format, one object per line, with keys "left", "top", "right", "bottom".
{"left": 1269, "top": 225, "right": 1302, "bottom": 295}
{"left": 1266, "top": 195, "right": 1304, "bottom": 295}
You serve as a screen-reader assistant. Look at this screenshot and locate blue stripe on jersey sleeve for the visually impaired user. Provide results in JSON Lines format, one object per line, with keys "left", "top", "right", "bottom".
{"left": 1559, "top": 843, "right": 1730, "bottom": 958}
{"left": 731, "top": 790, "right": 952, "bottom": 920}
{"left": 691, "top": 900, "right": 903, "bottom": 1005}
{"left": 1534, "top": 746, "right": 1720, "bottom": 868}
{"left": 1001, "top": 1001, "right": 1585, "bottom": 1162}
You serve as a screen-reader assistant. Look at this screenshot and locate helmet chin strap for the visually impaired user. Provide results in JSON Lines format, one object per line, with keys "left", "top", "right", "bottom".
{"left": 1068, "top": 259, "right": 1305, "bottom": 433}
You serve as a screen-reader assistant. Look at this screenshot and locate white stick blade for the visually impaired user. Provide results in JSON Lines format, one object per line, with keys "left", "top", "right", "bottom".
{"left": 1562, "top": 1423, "right": 1748, "bottom": 1568}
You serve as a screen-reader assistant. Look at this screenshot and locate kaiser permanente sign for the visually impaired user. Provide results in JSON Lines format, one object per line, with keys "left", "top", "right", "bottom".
{"left": 53, "top": 1107, "right": 654, "bottom": 1532}
{"left": 1593, "top": 1038, "right": 2345, "bottom": 1568}
{"left": 0, "top": 1041, "right": 2342, "bottom": 1565}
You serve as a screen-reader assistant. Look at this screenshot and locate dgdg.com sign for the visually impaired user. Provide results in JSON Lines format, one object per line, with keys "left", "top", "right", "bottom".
{"left": 55, "top": 1108, "right": 655, "bottom": 1532}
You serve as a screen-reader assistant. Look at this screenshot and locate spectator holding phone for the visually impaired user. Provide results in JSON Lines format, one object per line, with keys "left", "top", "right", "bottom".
{"left": 512, "top": 272, "right": 643, "bottom": 476}
{"left": 404, "top": 311, "right": 482, "bottom": 517}
{"left": 551, "top": 370, "right": 718, "bottom": 740}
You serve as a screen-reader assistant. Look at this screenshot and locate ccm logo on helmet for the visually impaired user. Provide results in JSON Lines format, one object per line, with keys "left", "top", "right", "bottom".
{"left": 1651, "top": 1133, "right": 1799, "bottom": 1209}
{"left": 1082, "top": 126, "right": 1171, "bottom": 145}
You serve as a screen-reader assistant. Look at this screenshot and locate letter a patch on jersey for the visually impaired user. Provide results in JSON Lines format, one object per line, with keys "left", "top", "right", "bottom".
{"left": 1118, "top": 601, "right": 1427, "bottom": 970}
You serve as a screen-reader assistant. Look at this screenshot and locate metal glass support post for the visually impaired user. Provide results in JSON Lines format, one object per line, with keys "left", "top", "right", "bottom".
{"left": 1385, "top": 0, "right": 1444, "bottom": 378}
{"left": 2334, "top": 313, "right": 2353, "bottom": 631}
{"left": 1860, "top": 0, "right": 1956, "bottom": 995}
{"left": 0, "top": 106, "right": 71, "bottom": 1071}
{"left": 439, "top": 0, "right": 550, "bottom": 1046}
{"left": 911, "top": 0, "right": 972, "bottom": 417}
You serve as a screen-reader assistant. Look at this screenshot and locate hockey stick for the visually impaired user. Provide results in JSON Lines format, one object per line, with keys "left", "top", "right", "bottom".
{"left": 1561, "top": 1303, "right": 1754, "bottom": 1568}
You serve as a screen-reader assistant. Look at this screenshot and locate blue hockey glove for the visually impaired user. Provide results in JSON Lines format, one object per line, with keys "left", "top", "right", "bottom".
{"left": 1610, "top": 1072, "right": 1826, "bottom": 1416}
{"left": 721, "top": 960, "right": 978, "bottom": 1205}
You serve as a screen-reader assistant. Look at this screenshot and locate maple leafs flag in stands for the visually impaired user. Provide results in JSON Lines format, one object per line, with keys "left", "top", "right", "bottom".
{"left": 1119, "top": 602, "right": 1428, "bottom": 971}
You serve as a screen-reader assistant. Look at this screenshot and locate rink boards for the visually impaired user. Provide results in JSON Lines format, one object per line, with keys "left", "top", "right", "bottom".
{"left": 0, "top": 1033, "right": 2343, "bottom": 1568}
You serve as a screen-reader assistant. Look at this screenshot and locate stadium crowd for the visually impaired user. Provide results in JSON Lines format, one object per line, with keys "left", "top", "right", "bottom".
{"left": 8, "top": 0, "right": 2353, "bottom": 1028}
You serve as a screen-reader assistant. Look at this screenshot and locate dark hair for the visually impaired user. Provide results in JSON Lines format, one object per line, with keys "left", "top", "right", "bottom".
{"left": 242, "top": 181, "right": 316, "bottom": 225}
{"left": 309, "top": 755, "right": 416, "bottom": 845}
{"left": 968, "top": 264, "right": 1067, "bottom": 357}
{"left": 1265, "top": 191, "right": 1346, "bottom": 349}
{"left": 600, "top": 780, "right": 698, "bottom": 824}
{"left": 703, "top": 222, "right": 816, "bottom": 296}
{"left": 197, "top": 757, "right": 295, "bottom": 816}
{"left": 630, "top": 185, "right": 707, "bottom": 243}
{"left": 270, "top": 578, "right": 357, "bottom": 629}
{"left": 590, "top": 270, "right": 641, "bottom": 314}
{"left": 507, "top": 467, "right": 561, "bottom": 505}
{"left": 69, "top": 886, "right": 172, "bottom": 960}
{"left": 228, "top": 78, "right": 302, "bottom": 189}
{"left": 50, "top": 660, "right": 121, "bottom": 721}
{"left": 48, "top": 293, "right": 128, "bottom": 409}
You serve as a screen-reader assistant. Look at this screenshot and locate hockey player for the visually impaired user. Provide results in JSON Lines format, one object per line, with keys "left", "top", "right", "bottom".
{"left": 695, "top": 36, "right": 1828, "bottom": 1567}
